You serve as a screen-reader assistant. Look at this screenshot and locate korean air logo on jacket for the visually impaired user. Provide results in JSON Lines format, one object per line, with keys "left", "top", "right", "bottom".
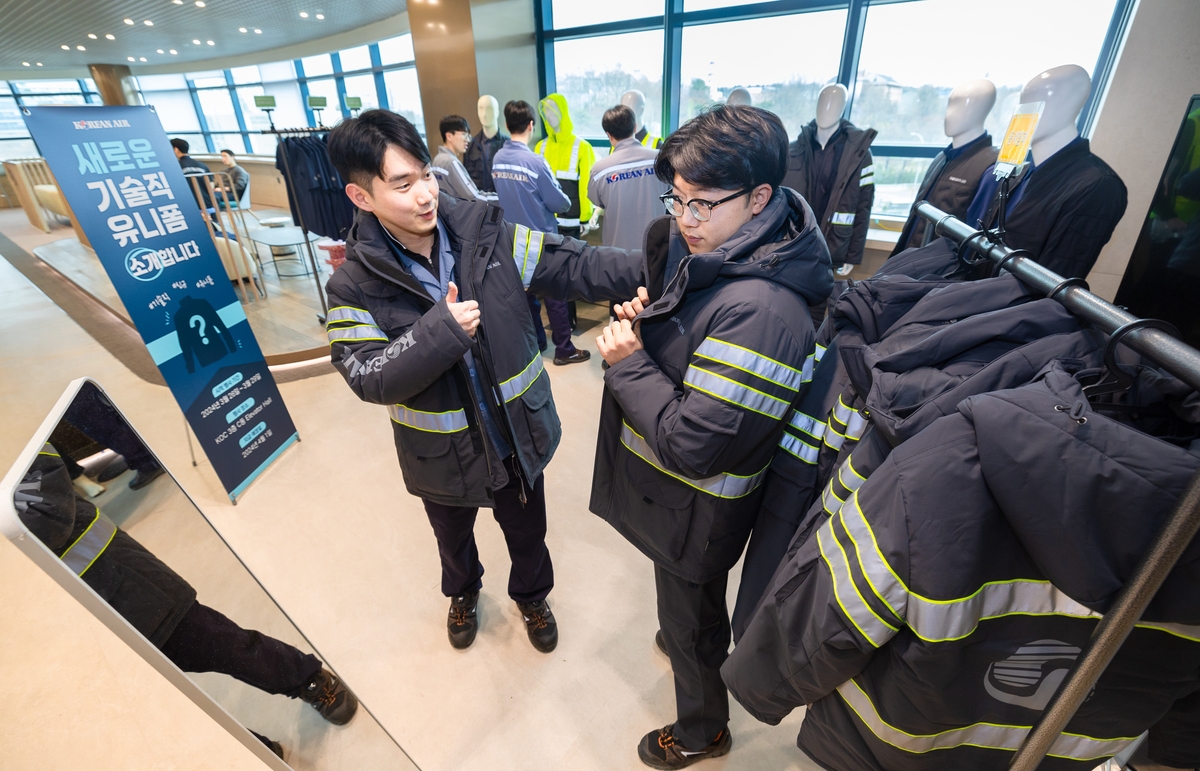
{"left": 984, "top": 640, "right": 1081, "bottom": 711}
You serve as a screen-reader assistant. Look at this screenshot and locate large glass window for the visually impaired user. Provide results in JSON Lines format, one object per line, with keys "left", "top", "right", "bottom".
{"left": 384, "top": 69, "right": 423, "bottom": 130}
{"left": 300, "top": 54, "right": 334, "bottom": 78}
{"left": 195, "top": 87, "right": 241, "bottom": 132}
{"left": 341, "top": 74, "right": 380, "bottom": 112}
{"left": 679, "top": 10, "right": 847, "bottom": 138}
{"left": 304, "top": 78, "right": 341, "bottom": 119}
{"left": 554, "top": 30, "right": 665, "bottom": 140}
{"left": 143, "top": 90, "right": 202, "bottom": 133}
{"left": 852, "top": 0, "right": 1119, "bottom": 146}
{"left": 551, "top": 0, "right": 657, "bottom": 31}
{"left": 338, "top": 45, "right": 373, "bottom": 73}
{"left": 377, "top": 34, "right": 415, "bottom": 65}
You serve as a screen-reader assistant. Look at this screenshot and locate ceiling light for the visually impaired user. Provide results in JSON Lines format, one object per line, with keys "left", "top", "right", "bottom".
{"left": 61, "top": 44, "right": 69, "bottom": 49}
{"left": 299, "top": 11, "right": 308, "bottom": 17}
{"left": 206, "top": 40, "right": 214, "bottom": 45}
{"left": 76, "top": 45, "right": 86, "bottom": 50}
{"left": 170, "top": 49, "right": 177, "bottom": 54}
{"left": 124, "top": 18, "right": 134, "bottom": 24}
{"left": 106, "top": 34, "right": 115, "bottom": 39}
{"left": 239, "top": 26, "right": 247, "bottom": 32}
{"left": 139, "top": 57, "right": 147, "bottom": 61}
{"left": 36, "top": 62, "right": 42, "bottom": 66}
{"left": 195, "top": 1, "right": 205, "bottom": 6}
{"left": 192, "top": 38, "right": 201, "bottom": 44}
{"left": 22, "top": 62, "right": 29, "bottom": 66}
{"left": 127, "top": 56, "right": 135, "bottom": 61}
{"left": 157, "top": 48, "right": 164, "bottom": 53}
{"left": 88, "top": 33, "right": 97, "bottom": 39}
{"left": 254, "top": 28, "right": 262, "bottom": 34}
{"left": 316, "top": 14, "right": 324, "bottom": 19}
{"left": 173, "top": 0, "right": 183, "bottom": 4}
{"left": 144, "top": 20, "right": 153, "bottom": 26}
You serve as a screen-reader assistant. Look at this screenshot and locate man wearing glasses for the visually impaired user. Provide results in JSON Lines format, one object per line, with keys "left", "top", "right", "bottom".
{"left": 531, "top": 104, "right": 832, "bottom": 767}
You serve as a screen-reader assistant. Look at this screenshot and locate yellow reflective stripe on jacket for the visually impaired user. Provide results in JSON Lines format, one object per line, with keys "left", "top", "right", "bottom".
{"left": 388, "top": 404, "right": 468, "bottom": 433}
{"left": 788, "top": 410, "right": 825, "bottom": 440}
{"left": 835, "top": 678, "right": 1137, "bottom": 760}
{"left": 499, "top": 353, "right": 545, "bottom": 403}
{"left": 620, "top": 422, "right": 768, "bottom": 499}
{"left": 328, "top": 324, "right": 387, "bottom": 345}
{"left": 512, "top": 226, "right": 546, "bottom": 289}
{"left": 39, "top": 442, "right": 60, "bottom": 457}
{"left": 779, "top": 431, "right": 819, "bottom": 464}
{"left": 817, "top": 525, "right": 897, "bottom": 647}
{"left": 684, "top": 366, "right": 791, "bottom": 419}
{"left": 61, "top": 508, "right": 118, "bottom": 576}
{"left": 326, "top": 306, "right": 376, "bottom": 325}
{"left": 693, "top": 337, "right": 804, "bottom": 392}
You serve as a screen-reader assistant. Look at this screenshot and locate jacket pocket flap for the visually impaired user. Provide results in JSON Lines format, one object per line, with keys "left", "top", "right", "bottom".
{"left": 399, "top": 427, "right": 452, "bottom": 460}
{"left": 520, "top": 373, "right": 552, "bottom": 410}
{"left": 627, "top": 452, "right": 696, "bottom": 510}
{"left": 359, "top": 278, "right": 403, "bottom": 299}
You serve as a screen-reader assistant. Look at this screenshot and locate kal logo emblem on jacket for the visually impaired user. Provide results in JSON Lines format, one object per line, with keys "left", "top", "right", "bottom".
{"left": 984, "top": 639, "right": 1081, "bottom": 710}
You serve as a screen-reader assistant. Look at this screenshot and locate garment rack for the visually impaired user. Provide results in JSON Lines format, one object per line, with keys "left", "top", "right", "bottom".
{"left": 914, "top": 201, "right": 1200, "bottom": 771}
{"left": 261, "top": 127, "right": 337, "bottom": 317}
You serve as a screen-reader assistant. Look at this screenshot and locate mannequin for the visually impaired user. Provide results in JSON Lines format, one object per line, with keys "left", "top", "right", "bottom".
{"left": 891, "top": 79, "right": 999, "bottom": 255}
{"left": 782, "top": 82, "right": 875, "bottom": 275}
{"left": 620, "top": 89, "right": 662, "bottom": 149}
{"left": 962, "top": 64, "right": 1127, "bottom": 278}
{"left": 463, "top": 94, "right": 506, "bottom": 192}
{"left": 726, "top": 87, "right": 753, "bottom": 107}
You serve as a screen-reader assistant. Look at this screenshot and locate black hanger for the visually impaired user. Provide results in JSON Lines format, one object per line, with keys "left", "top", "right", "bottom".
{"left": 1083, "top": 318, "right": 1181, "bottom": 406}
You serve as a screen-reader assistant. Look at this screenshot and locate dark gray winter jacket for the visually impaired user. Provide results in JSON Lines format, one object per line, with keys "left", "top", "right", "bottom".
{"left": 724, "top": 364, "right": 1200, "bottom": 771}
{"left": 892, "top": 133, "right": 998, "bottom": 254}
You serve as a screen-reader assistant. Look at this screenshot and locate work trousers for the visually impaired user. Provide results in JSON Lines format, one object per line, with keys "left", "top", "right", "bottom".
{"left": 422, "top": 456, "right": 554, "bottom": 604}
{"left": 526, "top": 292, "right": 577, "bottom": 359}
{"left": 655, "top": 565, "right": 731, "bottom": 750}
{"left": 160, "top": 601, "right": 322, "bottom": 697}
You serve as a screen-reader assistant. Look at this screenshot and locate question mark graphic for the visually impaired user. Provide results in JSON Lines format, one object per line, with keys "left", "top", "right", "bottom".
{"left": 190, "top": 315, "right": 209, "bottom": 345}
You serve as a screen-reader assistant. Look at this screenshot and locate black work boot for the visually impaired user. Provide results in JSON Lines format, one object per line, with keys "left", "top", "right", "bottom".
{"left": 638, "top": 724, "right": 732, "bottom": 769}
{"left": 655, "top": 630, "right": 668, "bottom": 655}
{"left": 516, "top": 599, "right": 558, "bottom": 653}
{"left": 298, "top": 668, "right": 358, "bottom": 725}
{"left": 448, "top": 591, "right": 479, "bottom": 649}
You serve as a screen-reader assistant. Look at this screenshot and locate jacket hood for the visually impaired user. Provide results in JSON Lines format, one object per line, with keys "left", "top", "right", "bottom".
{"left": 797, "top": 118, "right": 877, "bottom": 151}
{"left": 657, "top": 187, "right": 833, "bottom": 307}
{"left": 539, "top": 93, "right": 574, "bottom": 141}
{"left": 959, "top": 362, "right": 1200, "bottom": 622}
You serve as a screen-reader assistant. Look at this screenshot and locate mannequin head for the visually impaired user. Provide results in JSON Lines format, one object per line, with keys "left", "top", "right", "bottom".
{"left": 816, "top": 84, "right": 848, "bottom": 130}
{"left": 944, "top": 79, "right": 996, "bottom": 148}
{"left": 1020, "top": 65, "right": 1090, "bottom": 164}
{"left": 621, "top": 89, "right": 647, "bottom": 131}
{"left": 477, "top": 95, "right": 499, "bottom": 133}
{"left": 541, "top": 96, "right": 563, "bottom": 133}
{"left": 727, "top": 87, "right": 752, "bottom": 107}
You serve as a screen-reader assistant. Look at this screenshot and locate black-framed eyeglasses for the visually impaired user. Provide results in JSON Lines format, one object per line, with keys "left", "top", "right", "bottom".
{"left": 660, "top": 189, "right": 750, "bottom": 222}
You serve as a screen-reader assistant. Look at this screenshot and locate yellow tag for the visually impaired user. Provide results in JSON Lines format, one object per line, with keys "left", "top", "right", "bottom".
{"left": 995, "top": 102, "right": 1044, "bottom": 175}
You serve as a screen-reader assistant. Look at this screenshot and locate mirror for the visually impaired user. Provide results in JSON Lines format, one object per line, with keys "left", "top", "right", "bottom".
{"left": 4, "top": 379, "right": 415, "bottom": 771}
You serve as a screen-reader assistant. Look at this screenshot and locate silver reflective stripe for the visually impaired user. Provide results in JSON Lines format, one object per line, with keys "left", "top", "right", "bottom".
{"left": 823, "top": 481, "right": 845, "bottom": 515}
{"left": 512, "top": 226, "right": 546, "bottom": 288}
{"left": 430, "top": 166, "right": 449, "bottom": 176}
{"left": 326, "top": 306, "right": 376, "bottom": 326}
{"left": 788, "top": 410, "right": 824, "bottom": 440}
{"left": 620, "top": 422, "right": 768, "bottom": 499}
{"left": 824, "top": 422, "right": 847, "bottom": 450}
{"left": 845, "top": 410, "right": 869, "bottom": 441}
{"left": 839, "top": 493, "right": 906, "bottom": 616}
{"left": 694, "top": 337, "right": 803, "bottom": 392}
{"left": 388, "top": 404, "right": 468, "bottom": 433}
{"left": 831, "top": 212, "right": 856, "bottom": 226}
{"left": 860, "top": 165, "right": 875, "bottom": 177}
{"left": 802, "top": 344, "right": 828, "bottom": 383}
{"left": 592, "top": 159, "right": 655, "bottom": 183}
{"left": 328, "top": 324, "right": 387, "bottom": 344}
{"left": 61, "top": 510, "right": 117, "bottom": 576}
{"left": 815, "top": 343, "right": 827, "bottom": 363}
{"left": 1138, "top": 621, "right": 1200, "bottom": 641}
{"left": 556, "top": 218, "right": 581, "bottom": 227}
{"left": 684, "top": 366, "right": 790, "bottom": 419}
{"left": 40, "top": 442, "right": 59, "bottom": 456}
{"left": 779, "top": 431, "right": 819, "bottom": 464}
{"left": 836, "top": 678, "right": 1137, "bottom": 760}
{"left": 838, "top": 457, "right": 867, "bottom": 494}
{"left": 860, "top": 176, "right": 874, "bottom": 187}
{"left": 568, "top": 137, "right": 580, "bottom": 174}
{"left": 499, "top": 354, "right": 545, "bottom": 402}
{"left": 832, "top": 396, "right": 853, "bottom": 424}
{"left": 817, "top": 525, "right": 897, "bottom": 647}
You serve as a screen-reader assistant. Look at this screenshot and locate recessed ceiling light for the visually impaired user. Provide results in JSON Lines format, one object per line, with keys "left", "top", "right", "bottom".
{"left": 195, "top": 1, "right": 205, "bottom": 6}
{"left": 88, "top": 33, "right": 97, "bottom": 39}
{"left": 144, "top": 20, "right": 153, "bottom": 26}
{"left": 139, "top": 57, "right": 147, "bottom": 61}
{"left": 206, "top": 40, "right": 214, "bottom": 45}
{"left": 61, "top": 44, "right": 69, "bottom": 49}
{"left": 299, "top": 11, "right": 308, "bottom": 17}
{"left": 157, "top": 49, "right": 164, "bottom": 53}
{"left": 124, "top": 18, "right": 134, "bottom": 24}
{"left": 254, "top": 28, "right": 262, "bottom": 33}
{"left": 36, "top": 62, "right": 42, "bottom": 66}
{"left": 173, "top": 0, "right": 182, "bottom": 4}
{"left": 21, "top": 62, "right": 29, "bottom": 66}
{"left": 192, "top": 39, "right": 201, "bottom": 44}
{"left": 76, "top": 45, "right": 85, "bottom": 50}
{"left": 127, "top": 56, "right": 135, "bottom": 61}
{"left": 106, "top": 34, "right": 115, "bottom": 40}
{"left": 169, "top": 49, "right": 178, "bottom": 54}
{"left": 316, "top": 13, "right": 324, "bottom": 19}
{"left": 239, "top": 27, "right": 247, "bottom": 32}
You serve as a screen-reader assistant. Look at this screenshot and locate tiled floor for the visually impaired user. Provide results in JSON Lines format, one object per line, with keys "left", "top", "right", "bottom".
{"left": 0, "top": 234, "right": 813, "bottom": 769}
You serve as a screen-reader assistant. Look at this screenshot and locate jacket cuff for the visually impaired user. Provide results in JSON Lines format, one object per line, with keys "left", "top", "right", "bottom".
{"left": 602, "top": 348, "right": 655, "bottom": 388}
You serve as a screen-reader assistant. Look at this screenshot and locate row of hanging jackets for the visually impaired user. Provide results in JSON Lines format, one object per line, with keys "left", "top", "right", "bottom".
{"left": 722, "top": 236, "right": 1200, "bottom": 771}
{"left": 275, "top": 134, "right": 356, "bottom": 241}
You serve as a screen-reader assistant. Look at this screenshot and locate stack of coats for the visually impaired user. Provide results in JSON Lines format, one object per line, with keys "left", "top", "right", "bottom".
{"left": 275, "top": 135, "right": 356, "bottom": 240}
{"left": 724, "top": 237, "right": 1200, "bottom": 771}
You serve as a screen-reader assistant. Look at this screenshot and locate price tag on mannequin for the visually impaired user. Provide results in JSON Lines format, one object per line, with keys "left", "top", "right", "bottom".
{"left": 995, "top": 102, "right": 1044, "bottom": 179}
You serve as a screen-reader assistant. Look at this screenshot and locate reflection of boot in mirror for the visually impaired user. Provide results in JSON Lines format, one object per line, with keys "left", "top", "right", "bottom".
{"left": 128, "top": 462, "right": 164, "bottom": 490}
{"left": 250, "top": 731, "right": 285, "bottom": 760}
{"left": 299, "top": 668, "right": 359, "bottom": 725}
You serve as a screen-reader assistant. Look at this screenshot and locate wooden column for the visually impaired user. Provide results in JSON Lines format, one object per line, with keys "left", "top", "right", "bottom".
{"left": 408, "top": 0, "right": 482, "bottom": 156}
{"left": 87, "top": 64, "right": 142, "bottom": 106}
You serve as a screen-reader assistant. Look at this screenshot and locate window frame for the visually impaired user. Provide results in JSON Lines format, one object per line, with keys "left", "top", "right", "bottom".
{"left": 0, "top": 79, "right": 101, "bottom": 159}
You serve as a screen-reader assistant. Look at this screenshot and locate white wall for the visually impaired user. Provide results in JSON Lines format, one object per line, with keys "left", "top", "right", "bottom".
{"left": 1086, "top": 0, "right": 1200, "bottom": 300}
{"left": 470, "top": 0, "right": 541, "bottom": 125}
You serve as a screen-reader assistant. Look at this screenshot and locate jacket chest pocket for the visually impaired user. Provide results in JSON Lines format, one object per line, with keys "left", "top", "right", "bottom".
{"left": 393, "top": 424, "right": 467, "bottom": 498}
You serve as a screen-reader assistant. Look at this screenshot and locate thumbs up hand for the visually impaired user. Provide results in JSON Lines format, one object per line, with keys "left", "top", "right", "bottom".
{"left": 446, "top": 281, "right": 481, "bottom": 337}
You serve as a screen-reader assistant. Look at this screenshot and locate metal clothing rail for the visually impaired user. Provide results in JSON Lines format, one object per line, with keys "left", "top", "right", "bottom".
{"left": 914, "top": 201, "right": 1200, "bottom": 771}
{"left": 261, "top": 127, "right": 336, "bottom": 316}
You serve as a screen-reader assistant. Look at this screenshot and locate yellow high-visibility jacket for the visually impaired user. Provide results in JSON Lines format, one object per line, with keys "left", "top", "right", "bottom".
{"left": 534, "top": 93, "right": 596, "bottom": 228}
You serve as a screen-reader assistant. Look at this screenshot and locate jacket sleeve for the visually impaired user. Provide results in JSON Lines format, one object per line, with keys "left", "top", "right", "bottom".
{"left": 537, "top": 156, "right": 572, "bottom": 214}
{"left": 1036, "top": 175, "right": 1128, "bottom": 279}
{"left": 519, "top": 221, "right": 646, "bottom": 302}
{"left": 607, "top": 304, "right": 813, "bottom": 480}
{"left": 578, "top": 140, "right": 596, "bottom": 221}
{"left": 452, "top": 157, "right": 498, "bottom": 203}
{"left": 587, "top": 167, "right": 606, "bottom": 211}
{"left": 325, "top": 275, "right": 473, "bottom": 406}
{"left": 849, "top": 152, "right": 875, "bottom": 264}
{"left": 723, "top": 451, "right": 909, "bottom": 724}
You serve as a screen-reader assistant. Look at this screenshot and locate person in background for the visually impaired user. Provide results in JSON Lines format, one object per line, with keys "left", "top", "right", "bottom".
{"left": 588, "top": 105, "right": 668, "bottom": 253}
{"left": 432, "top": 115, "right": 498, "bottom": 203}
{"left": 219, "top": 148, "right": 250, "bottom": 204}
{"left": 170, "top": 138, "right": 214, "bottom": 210}
{"left": 491, "top": 100, "right": 590, "bottom": 366}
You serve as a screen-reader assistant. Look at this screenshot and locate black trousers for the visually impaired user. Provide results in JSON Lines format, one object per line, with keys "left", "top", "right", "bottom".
{"left": 655, "top": 565, "right": 731, "bottom": 750}
{"left": 160, "top": 602, "right": 322, "bottom": 697}
{"left": 422, "top": 457, "right": 554, "bottom": 604}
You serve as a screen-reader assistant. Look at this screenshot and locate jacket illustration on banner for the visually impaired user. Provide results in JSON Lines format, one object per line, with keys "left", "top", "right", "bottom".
{"left": 891, "top": 132, "right": 998, "bottom": 254}
{"left": 783, "top": 118, "right": 876, "bottom": 266}
{"left": 724, "top": 363, "right": 1200, "bottom": 771}
{"left": 175, "top": 295, "right": 235, "bottom": 373}
{"left": 535, "top": 94, "right": 596, "bottom": 230}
